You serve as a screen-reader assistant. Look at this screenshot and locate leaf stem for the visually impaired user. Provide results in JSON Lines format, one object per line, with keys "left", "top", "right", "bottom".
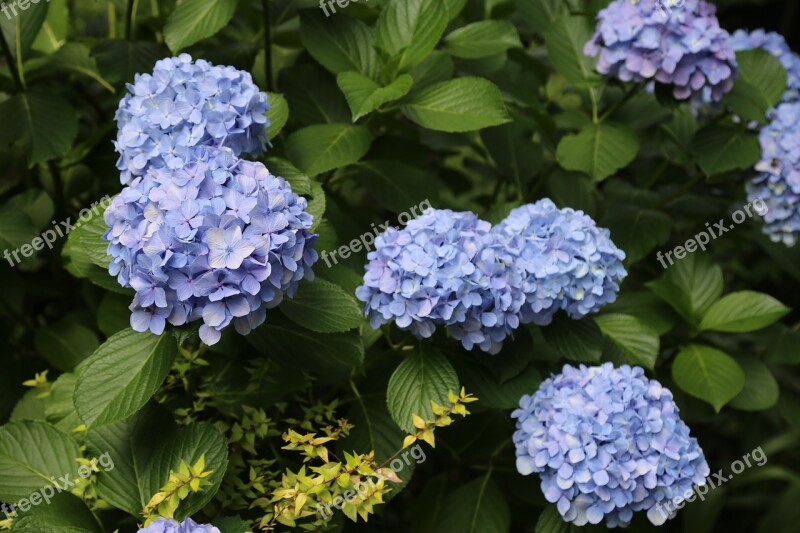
{"left": 599, "top": 84, "right": 642, "bottom": 123}
{"left": 0, "top": 25, "right": 22, "bottom": 91}
{"left": 126, "top": 0, "right": 139, "bottom": 41}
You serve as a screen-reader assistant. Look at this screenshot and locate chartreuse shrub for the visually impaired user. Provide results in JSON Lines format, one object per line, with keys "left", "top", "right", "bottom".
{"left": 1, "top": 1, "right": 800, "bottom": 532}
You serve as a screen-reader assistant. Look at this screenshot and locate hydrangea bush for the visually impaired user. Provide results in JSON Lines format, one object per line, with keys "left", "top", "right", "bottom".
{"left": 1, "top": 1, "right": 798, "bottom": 533}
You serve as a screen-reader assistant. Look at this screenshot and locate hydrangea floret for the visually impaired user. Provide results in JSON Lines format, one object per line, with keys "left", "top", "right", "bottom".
{"left": 584, "top": 0, "right": 738, "bottom": 102}
{"left": 512, "top": 363, "right": 710, "bottom": 527}
{"left": 138, "top": 517, "right": 220, "bottom": 533}
{"left": 115, "top": 54, "right": 269, "bottom": 184}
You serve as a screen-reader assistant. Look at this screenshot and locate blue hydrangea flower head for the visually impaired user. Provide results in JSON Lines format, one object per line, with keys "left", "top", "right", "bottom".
{"left": 138, "top": 517, "right": 220, "bottom": 533}
{"left": 115, "top": 54, "right": 270, "bottom": 184}
{"left": 584, "top": 0, "right": 737, "bottom": 102}
{"left": 731, "top": 29, "right": 800, "bottom": 104}
{"left": 512, "top": 363, "right": 710, "bottom": 527}
{"left": 747, "top": 102, "right": 800, "bottom": 245}
{"left": 355, "top": 209, "right": 508, "bottom": 350}
{"left": 493, "top": 199, "right": 627, "bottom": 326}
{"left": 104, "top": 145, "right": 318, "bottom": 345}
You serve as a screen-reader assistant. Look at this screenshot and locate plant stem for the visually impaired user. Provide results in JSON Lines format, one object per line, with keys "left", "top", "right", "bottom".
{"left": 599, "top": 84, "right": 642, "bottom": 123}
{"left": 126, "top": 0, "right": 139, "bottom": 41}
{"left": 0, "top": 26, "right": 22, "bottom": 91}
{"left": 262, "top": 0, "right": 273, "bottom": 91}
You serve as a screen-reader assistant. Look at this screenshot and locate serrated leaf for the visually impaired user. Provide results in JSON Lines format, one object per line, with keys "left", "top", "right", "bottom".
{"left": 300, "top": 10, "right": 378, "bottom": 77}
{"left": 672, "top": 344, "right": 745, "bottom": 412}
{"left": 444, "top": 20, "right": 521, "bottom": 59}
{"left": 699, "top": 291, "right": 789, "bottom": 333}
{"left": 281, "top": 279, "right": 363, "bottom": 333}
{"left": 35, "top": 318, "right": 100, "bottom": 372}
{"left": 353, "top": 160, "right": 438, "bottom": 213}
{"left": 0, "top": 91, "right": 78, "bottom": 165}
{"left": 556, "top": 122, "right": 639, "bottom": 181}
{"left": 0, "top": 421, "right": 80, "bottom": 501}
{"left": 92, "top": 39, "right": 167, "bottom": 85}
{"left": 729, "top": 355, "right": 779, "bottom": 411}
{"left": 594, "top": 313, "right": 660, "bottom": 369}
{"left": 647, "top": 253, "right": 723, "bottom": 324}
{"left": 543, "top": 16, "right": 599, "bottom": 87}
{"left": 480, "top": 122, "right": 543, "bottom": 191}
{"left": 266, "top": 92, "right": 289, "bottom": 141}
{"left": 376, "top": 0, "right": 448, "bottom": 74}
{"left": 337, "top": 71, "right": 413, "bottom": 121}
{"left": 74, "top": 328, "right": 178, "bottom": 428}
{"left": 278, "top": 64, "right": 350, "bottom": 125}
{"left": 286, "top": 123, "right": 373, "bottom": 176}
{"left": 435, "top": 475, "right": 510, "bottom": 533}
{"left": 30, "top": 42, "right": 114, "bottom": 93}
{"left": 725, "top": 49, "right": 787, "bottom": 123}
{"left": 266, "top": 157, "right": 311, "bottom": 195}
{"left": 163, "top": 0, "right": 238, "bottom": 52}
{"left": 12, "top": 491, "right": 104, "bottom": 532}
{"left": 402, "top": 77, "right": 511, "bottom": 132}
{"left": 387, "top": 346, "right": 459, "bottom": 433}
{"left": 692, "top": 125, "right": 761, "bottom": 177}
{"left": 541, "top": 315, "right": 603, "bottom": 363}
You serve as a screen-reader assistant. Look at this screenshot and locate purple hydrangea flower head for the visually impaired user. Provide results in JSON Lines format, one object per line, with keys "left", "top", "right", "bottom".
{"left": 493, "top": 199, "right": 627, "bottom": 326}
{"left": 747, "top": 102, "right": 800, "bottom": 245}
{"left": 731, "top": 29, "right": 800, "bottom": 104}
{"left": 138, "top": 517, "right": 220, "bottom": 533}
{"left": 584, "top": 0, "right": 737, "bottom": 102}
{"left": 512, "top": 364, "right": 710, "bottom": 527}
{"left": 104, "top": 145, "right": 318, "bottom": 345}
{"left": 115, "top": 54, "right": 270, "bottom": 184}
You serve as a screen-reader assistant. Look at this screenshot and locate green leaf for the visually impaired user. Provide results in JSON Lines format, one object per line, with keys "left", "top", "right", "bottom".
{"left": 281, "top": 279, "right": 363, "bottom": 333}
{"left": 266, "top": 157, "right": 311, "bottom": 195}
{"left": 74, "top": 328, "right": 178, "bottom": 428}
{"left": 0, "top": 421, "right": 80, "bottom": 501}
{"left": 594, "top": 313, "right": 660, "bottom": 369}
{"left": 0, "top": 0, "right": 48, "bottom": 67}
{"left": 247, "top": 316, "right": 364, "bottom": 383}
{"left": 376, "top": 0, "right": 448, "bottom": 73}
{"left": 408, "top": 51, "right": 454, "bottom": 93}
{"left": 87, "top": 405, "right": 228, "bottom": 519}
{"left": 480, "top": 122, "right": 544, "bottom": 191}
{"left": 603, "top": 204, "right": 671, "bottom": 263}
{"left": 699, "top": 291, "right": 790, "bottom": 333}
{"left": 337, "top": 71, "right": 413, "bottom": 121}
{"left": 30, "top": 42, "right": 114, "bottom": 93}
{"left": 692, "top": 125, "right": 761, "bottom": 177}
{"left": 10, "top": 390, "right": 46, "bottom": 423}
{"left": 435, "top": 475, "right": 510, "bottom": 533}
{"left": 285, "top": 123, "right": 373, "bottom": 176}
{"left": 765, "top": 325, "right": 800, "bottom": 365}
{"left": 647, "top": 253, "right": 723, "bottom": 324}
{"left": 544, "top": 16, "right": 599, "bottom": 87}
{"left": 672, "top": 344, "right": 745, "bottom": 412}
{"left": 729, "top": 355, "right": 779, "bottom": 411}
{"left": 266, "top": 92, "right": 289, "bottom": 141}
{"left": 541, "top": 315, "right": 603, "bottom": 363}
{"left": 444, "top": 20, "right": 521, "bottom": 59}
{"left": 725, "top": 49, "right": 787, "bottom": 123}
{"left": 92, "top": 39, "right": 167, "bottom": 85}
{"left": 278, "top": 64, "right": 350, "bottom": 125}
{"left": 353, "top": 160, "right": 439, "bottom": 213}
{"left": 402, "top": 77, "right": 511, "bottom": 132}
{"left": 0, "top": 208, "right": 38, "bottom": 253}
{"left": 387, "top": 346, "right": 460, "bottom": 433}
{"left": 163, "top": 0, "right": 238, "bottom": 52}
{"left": 34, "top": 318, "right": 100, "bottom": 372}
{"left": 45, "top": 373, "right": 81, "bottom": 432}
{"left": 556, "top": 122, "right": 639, "bottom": 181}
{"left": 300, "top": 10, "right": 378, "bottom": 77}
{"left": 12, "top": 492, "right": 104, "bottom": 533}
{"left": 30, "top": 0, "right": 68, "bottom": 54}
{"left": 516, "top": 0, "right": 572, "bottom": 35}
{"left": 0, "top": 91, "right": 78, "bottom": 165}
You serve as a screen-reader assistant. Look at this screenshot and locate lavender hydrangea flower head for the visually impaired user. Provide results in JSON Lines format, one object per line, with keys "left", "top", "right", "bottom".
{"left": 138, "top": 517, "right": 220, "bottom": 533}
{"left": 746, "top": 102, "right": 800, "bottom": 245}
{"left": 115, "top": 54, "right": 270, "bottom": 184}
{"left": 584, "top": 0, "right": 737, "bottom": 102}
{"left": 104, "top": 145, "right": 318, "bottom": 345}
{"left": 493, "top": 199, "right": 627, "bottom": 326}
{"left": 512, "top": 364, "right": 710, "bottom": 527}
{"left": 355, "top": 209, "right": 500, "bottom": 346}
{"left": 730, "top": 29, "right": 800, "bottom": 105}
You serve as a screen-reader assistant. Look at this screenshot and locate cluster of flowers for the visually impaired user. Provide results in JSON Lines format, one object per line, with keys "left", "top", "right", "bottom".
{"left": 114, "top": 54, "right": 269, "bottom": 184}
{"left": 356, "top": 200, "right": 626, "bottom": 354}
{"left": 105, "top": 56, "right": 317, "bottom": 345}
{"left": 584, "top": 0, "right": 737, "bottom": 102}
{"left": 139, "top": 517, "right": 219, "bottom": 533}
{"left": 512, "top": 364, "right": 710, "bottom": 527}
